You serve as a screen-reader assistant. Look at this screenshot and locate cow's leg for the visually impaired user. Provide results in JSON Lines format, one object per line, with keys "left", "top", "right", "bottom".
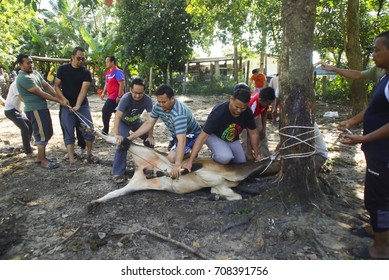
{"left": 211, "top": 186, "right": 242, "bottom": 201}
{"left": 91, "top": 175, "right": 145, "bottom": 204}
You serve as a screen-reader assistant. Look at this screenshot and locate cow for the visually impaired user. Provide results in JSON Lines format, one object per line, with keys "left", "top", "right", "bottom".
{"left": 90, "top": 130, "right": 279, "bottom": 205}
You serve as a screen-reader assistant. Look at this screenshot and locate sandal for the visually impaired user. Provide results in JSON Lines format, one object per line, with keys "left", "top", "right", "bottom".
{"left": 40, "top": 161, "right": 60, "bottom": 170}
{"left": 69, "top": 163, "right": 77, "bottom": 172}
{"left": 87, "top": 154, "right": 100, "bottom": 164}
{"left": 350, "top": 226, "right": 374, "bottom": 238}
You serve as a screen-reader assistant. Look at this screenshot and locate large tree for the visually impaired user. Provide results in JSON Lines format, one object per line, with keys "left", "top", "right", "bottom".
{"left": 118, "top": 0, "right": 194, "bottom": 84}
{"left": 278, "top": 0, "right": 324, "bottom": 208}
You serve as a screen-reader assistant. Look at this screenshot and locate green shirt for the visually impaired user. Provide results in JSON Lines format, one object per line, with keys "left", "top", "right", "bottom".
{"left": 16, "top": 70, "right": 48, "bottom": 112}
{"left": 361, "top": 66, "right": 386, "bottom": 84}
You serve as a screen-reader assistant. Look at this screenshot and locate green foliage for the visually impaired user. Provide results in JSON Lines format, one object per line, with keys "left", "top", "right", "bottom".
{"left": 118, "top": 0, "right": 194, "bottom": 83}
{"left": 0, "top": 0, "right": 36, "bottom": 69}
{"left": 185, "top": 76, "right": 236, "bottom": 95}
{"left": 315, "top": 76, "right": 349, "bottom": 101}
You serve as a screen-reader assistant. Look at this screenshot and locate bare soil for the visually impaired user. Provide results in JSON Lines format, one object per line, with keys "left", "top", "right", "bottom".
{"left": 0, "top": 94, "right": 370, "bottom": 260}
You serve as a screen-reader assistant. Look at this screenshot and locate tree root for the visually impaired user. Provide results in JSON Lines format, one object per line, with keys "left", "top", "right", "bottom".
{"left": 117, "top": 221, "right": 211, "bottom": 260}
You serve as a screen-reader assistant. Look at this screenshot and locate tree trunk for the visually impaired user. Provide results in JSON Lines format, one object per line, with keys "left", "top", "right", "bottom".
{"left": 346, "top": 0, "right": 367, "bottom": 116}
{"left": 278, "top": 0, "right": 324, "bottom": 209}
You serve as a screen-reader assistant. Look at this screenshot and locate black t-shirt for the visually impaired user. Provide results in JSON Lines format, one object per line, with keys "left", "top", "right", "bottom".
{"left": 56, "top": 63, "right": 92, "bottom": 107}
{"left": 203, "top": 100, "right": 256, "bottom": 142}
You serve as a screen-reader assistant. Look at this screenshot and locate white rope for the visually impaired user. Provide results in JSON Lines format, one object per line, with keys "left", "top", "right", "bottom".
{"left": 278, "top": 125, "right": 318, "bottom": 160}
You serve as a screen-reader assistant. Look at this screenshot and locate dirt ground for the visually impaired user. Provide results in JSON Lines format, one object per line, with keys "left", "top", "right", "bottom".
{"left": 0, "top": 93, "right": 371, "bottom": 260}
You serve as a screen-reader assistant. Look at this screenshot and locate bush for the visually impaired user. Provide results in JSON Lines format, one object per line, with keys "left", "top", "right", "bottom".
{"left": 183, "top": 76, "right": 238, "bottom": 95}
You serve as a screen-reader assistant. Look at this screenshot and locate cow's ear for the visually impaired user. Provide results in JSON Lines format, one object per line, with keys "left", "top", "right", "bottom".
{"left": 119, "top": 137, "right": 131, "bottom": 151}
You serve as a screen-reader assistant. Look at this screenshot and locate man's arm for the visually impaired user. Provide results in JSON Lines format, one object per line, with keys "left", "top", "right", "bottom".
{"left": 100, "top": 83, "right": 107, "bottom": 101}
{"left": 118, "top": 80, "right": 125, "bottom": 97}
{"left": 247, "top": 128, "right": 261, "bottom": 160}
{"left": 171, "top": 133, "right": 187, "bottom": 178}
{"left": 182, "top": 130, "right": 208, "bottom": 172}
{"left": 337, "top": 108, "right": 366, "bottom": 131}
{"left": 260, "top": 110, "right": 268, "bottom": 138}
{"left": 319, "top": 61, "right": 364, "bottom": 80}
{"left": 128, "top": 117, "right": 157, "bottom": 141}
{"left": 113, "top": 110, "right": 123, "bottom": 136}
{"left": 53, "top": 77, "right": 69, "bottom": 106}
{"left": 27, "top": 85, "right": 63, "bottom": 105}
{"left": 74, "top": 81, "right": 91, "bottom": 110}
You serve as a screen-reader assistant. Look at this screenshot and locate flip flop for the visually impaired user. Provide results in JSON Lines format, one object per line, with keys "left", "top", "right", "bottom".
{"left": 352, "top": 247, "right": 389, "bottom": 260}
{"left": 35, "top": 158, "right": 54, "bottom": 164}
{"left": 40, "top": 161, "right": 60, "bottom": 170}
{"left": 350, "top": 227, "right": 374, "bottom": 238}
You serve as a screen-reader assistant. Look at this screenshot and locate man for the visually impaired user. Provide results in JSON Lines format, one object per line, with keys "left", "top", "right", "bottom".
{"left": 5, "top": 75, "right": 34, "bottom": 156}
{"left": 183, "top": 86, "right": 261, "bottom": 172}
{"left": 126, "top": 84, "right": 201, "bottom": 179}
{"left": 54, "top": 46, "right": 99, "bottom": 171}
{"left": 269, "top": 74, "right": 280, "bottom": 124}
{"left": 249, "top": 68, "right": 266, "bottom": 93}
{"left": 111, "top": 78, "right": 154, "bottom": 183}
{"left": 319, "top": 61, "right": 386, "bottom": 84}
{"left": 241, "top": 86, "right": 275, "bottom": 160}
{"left": 16, "top": 54, "right": 64, "bottom": 169}
{"left": 338, "top": 31, "right": 389, "bottom": 260}
{"left": 100, "top": 55, "right": 125, "bottom": 134}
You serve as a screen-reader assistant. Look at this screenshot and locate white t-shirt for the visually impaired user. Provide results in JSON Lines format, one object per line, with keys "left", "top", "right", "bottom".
{"left": 5, "top": 78, "right": 22, "bottom": 111}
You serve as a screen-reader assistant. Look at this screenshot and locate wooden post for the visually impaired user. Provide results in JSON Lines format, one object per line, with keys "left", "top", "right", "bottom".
{"left": 149, "top": 67, "right": 153, "bottom": 95}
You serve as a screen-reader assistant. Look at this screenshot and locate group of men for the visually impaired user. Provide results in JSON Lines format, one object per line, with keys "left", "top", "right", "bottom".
{"left": 4, "top": 30, "right": 389, "bottom": 259}
{"left": 13, "top": 47, "right": 99, "bottom": 170}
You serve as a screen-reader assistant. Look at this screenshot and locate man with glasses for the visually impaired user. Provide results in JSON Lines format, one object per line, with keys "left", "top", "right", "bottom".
{"left": 111, "top": 78, "right": 154, "bottom": 183}
{"left": 54, "top": 46, "right": 99, "bottom": 171}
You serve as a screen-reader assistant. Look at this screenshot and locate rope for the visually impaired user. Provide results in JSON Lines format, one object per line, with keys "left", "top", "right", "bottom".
{"left": 278, "top": 125, "right": 318, "bottom": 159}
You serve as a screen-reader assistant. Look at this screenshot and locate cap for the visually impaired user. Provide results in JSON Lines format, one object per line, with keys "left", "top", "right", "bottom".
{"left": 233, "top": 83, "right": 250, "bottom": 93}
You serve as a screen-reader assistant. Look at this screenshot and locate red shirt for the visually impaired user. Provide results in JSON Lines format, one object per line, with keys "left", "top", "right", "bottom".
{"left": 105, "top": 66, "right": 124, "bottom": 100}
{"left": 248, "top": 92, "right": 268, "bottom": 118}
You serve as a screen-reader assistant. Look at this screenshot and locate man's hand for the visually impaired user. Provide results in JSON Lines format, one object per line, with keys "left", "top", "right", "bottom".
{"left": 182, "top": 161, "right": 192, "bottom": 172}
{"left": 254, "top": 154, "right": 262, "bottom": 162}
{"left": 115, "top": 135, "right": 124, "bottom": 144}
{"left": 340, "top": 134, "right": 363, "bottom": 145}
{"left": 100, "top": 93, "right": 105, "bottom": 101}
{"left": 337, "top": 120, "right": 353, "bottom": 131}
{"left": 171, "top": 164, "right": 181, "bottom": 179}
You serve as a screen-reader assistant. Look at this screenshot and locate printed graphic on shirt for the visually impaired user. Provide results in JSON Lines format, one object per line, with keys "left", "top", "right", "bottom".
{"left": 221, "top": 123, "right": 242, "bottom": 142}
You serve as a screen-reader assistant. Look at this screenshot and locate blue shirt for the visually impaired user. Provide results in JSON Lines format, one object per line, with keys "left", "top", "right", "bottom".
{"left": 150, "top": 99, "right": 201, "bottom": 137}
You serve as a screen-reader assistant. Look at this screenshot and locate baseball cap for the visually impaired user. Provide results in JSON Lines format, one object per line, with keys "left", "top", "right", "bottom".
{"left": 233, "top": 83, "right": 250, "bottom": 93}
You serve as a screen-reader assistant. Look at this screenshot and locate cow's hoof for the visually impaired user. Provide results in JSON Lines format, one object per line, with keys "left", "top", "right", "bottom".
{"left": 208, "top": 194, "right": 221, "bottom": 201}
{"left": 87, "top": 201, "right": 99, "bottom": 212}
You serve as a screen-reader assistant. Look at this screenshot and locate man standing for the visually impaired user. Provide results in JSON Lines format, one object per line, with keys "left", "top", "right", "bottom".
{"left": 249, "top": 68, "right": 266, "bottom": 93}
{"left": 111, "top": 78, "right": 154, "bottom": 183}
{"left": 16, "top": 54, "right": 64, "bottom": 169}
{"left": 54, "top": 46, "right": 99, "bottom": 171}
{"left": 100, "top": 55, "right": 125, "bottom": 135}
{"left": 4, "top": 75, "right": 34, "bottom": 156}
{"left": 183, "top": 86, "right": 261, "bottom": 172}
{"left": 339, "top": 31, "right": 389, "bottom": 259}
{"left": 126, "top": 84, "right": 201, "bottom": 179}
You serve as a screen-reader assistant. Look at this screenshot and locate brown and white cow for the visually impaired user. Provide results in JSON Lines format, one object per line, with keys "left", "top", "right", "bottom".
{"left": 91, "top": 131, "right": 279, "bottom": 205}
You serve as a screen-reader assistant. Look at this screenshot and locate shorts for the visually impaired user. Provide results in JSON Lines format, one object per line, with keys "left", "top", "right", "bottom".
{"left": 168, "top": 134, "right": 198, "bottom": 155}
{"left": 26, "top": 109, "right": 53, "bottom": 145}
{"left": 364, "top": 155, "right": 389, "bottom": 232}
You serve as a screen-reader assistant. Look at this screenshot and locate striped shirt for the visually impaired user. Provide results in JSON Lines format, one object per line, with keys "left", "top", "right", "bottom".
{"left": 151, "top": 99, "right": 201, "bottom": 137}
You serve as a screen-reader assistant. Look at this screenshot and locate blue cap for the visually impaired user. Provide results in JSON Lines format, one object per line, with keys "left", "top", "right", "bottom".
{"left": 233, "top": 83, "right": 250, "bottom": 93}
